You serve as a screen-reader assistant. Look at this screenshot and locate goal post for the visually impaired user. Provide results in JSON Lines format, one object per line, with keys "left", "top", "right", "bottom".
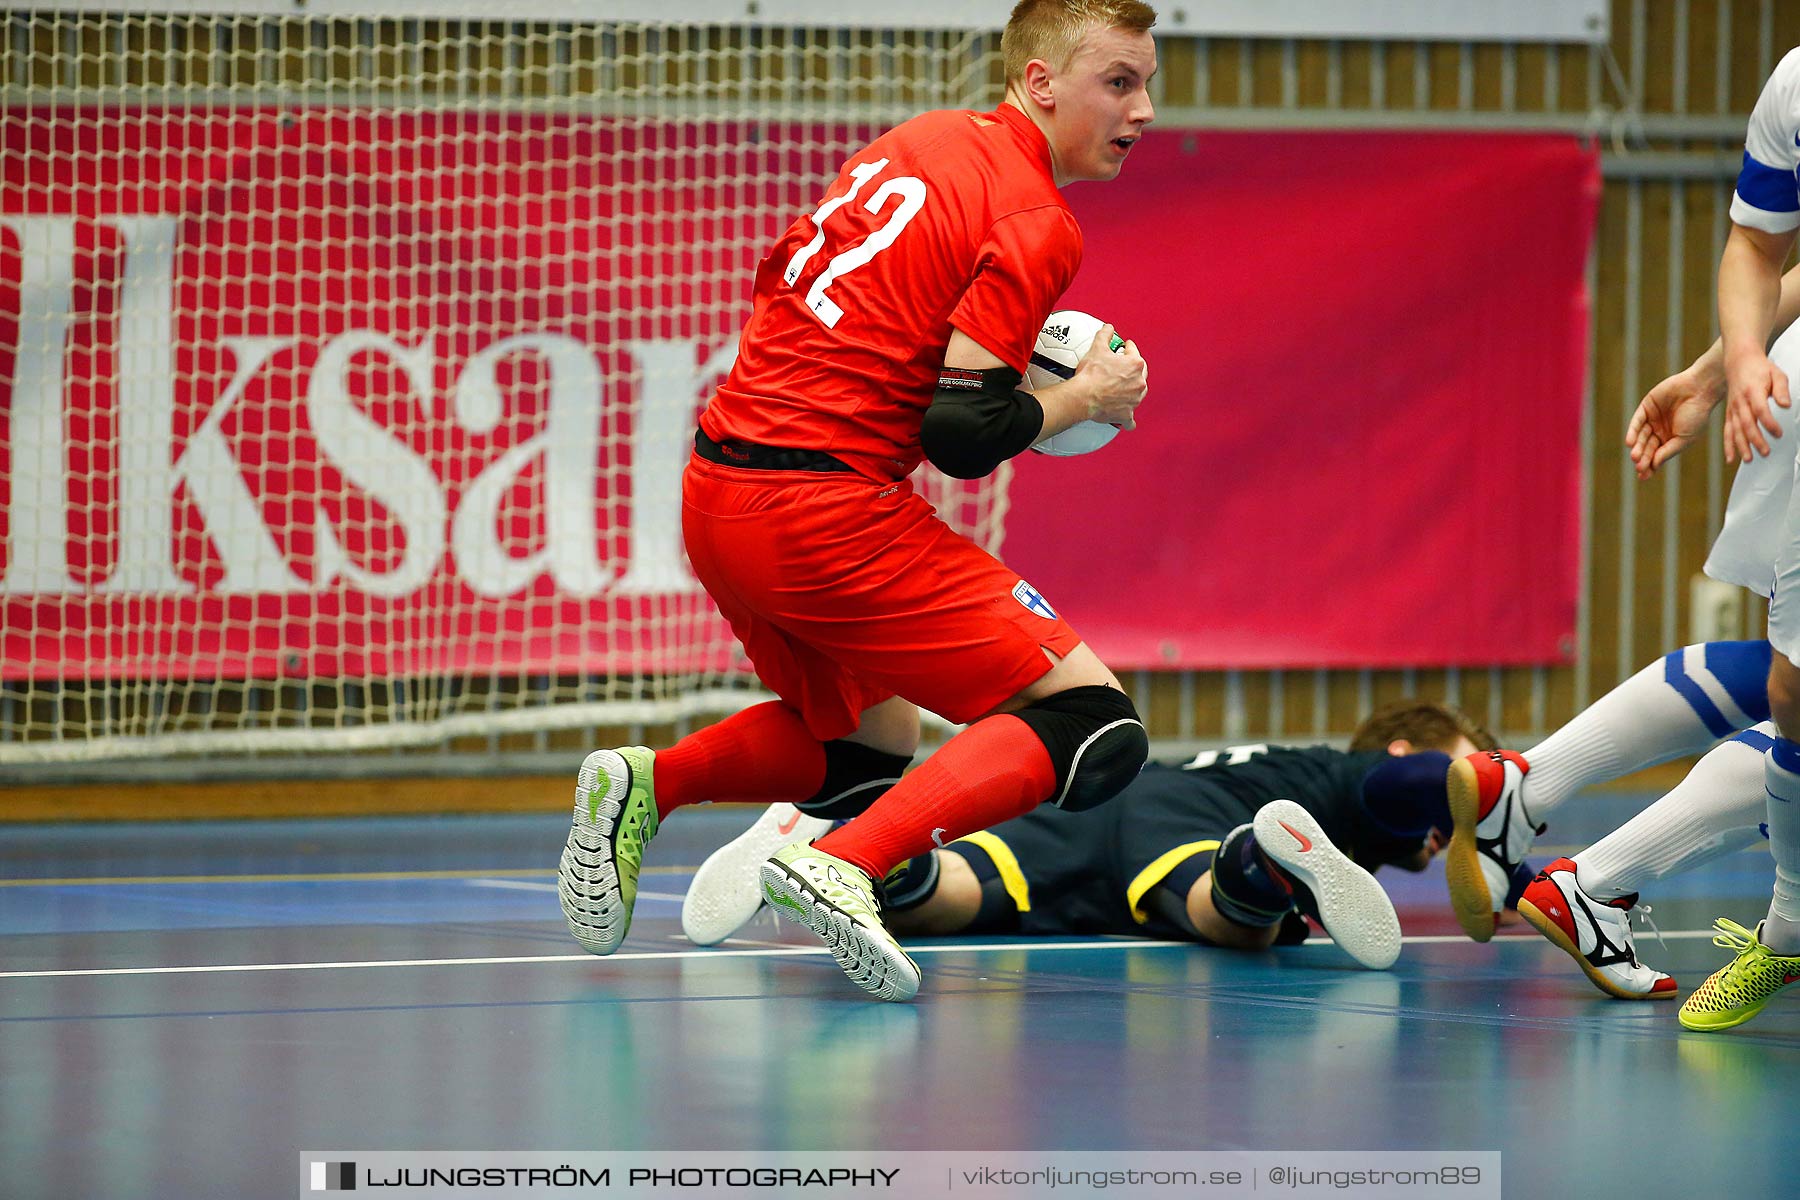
{"left": 0, "top": 7, "right": 1013, "bottom": 767}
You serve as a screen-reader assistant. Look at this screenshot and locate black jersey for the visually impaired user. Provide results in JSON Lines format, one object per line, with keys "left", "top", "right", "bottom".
{"left": 945, "top": 744, "right": 1423, "bottom": 938}
{"left": 1152, "top": 744, "right": 1413, "bottom": 865}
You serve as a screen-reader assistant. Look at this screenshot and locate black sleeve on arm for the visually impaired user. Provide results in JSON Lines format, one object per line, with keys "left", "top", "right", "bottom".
{"left": 920, "top": 365, "right": 1045, "bottom": 480}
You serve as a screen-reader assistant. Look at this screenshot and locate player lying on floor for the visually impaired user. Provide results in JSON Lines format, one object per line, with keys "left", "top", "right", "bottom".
{"left": 682, "top": 700, "right": 1520, "bottom": 969}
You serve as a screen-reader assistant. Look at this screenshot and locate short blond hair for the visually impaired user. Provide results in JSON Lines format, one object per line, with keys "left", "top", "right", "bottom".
{"left": 1002, "top": 0, "right": 1158, "bottom": 85}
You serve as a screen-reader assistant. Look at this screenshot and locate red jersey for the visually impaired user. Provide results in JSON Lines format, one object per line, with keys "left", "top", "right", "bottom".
{"left": 701, "top": 103, "right": 1082, "bottom": 483}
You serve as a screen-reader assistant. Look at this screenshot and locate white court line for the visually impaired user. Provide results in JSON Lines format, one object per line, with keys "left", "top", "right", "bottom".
{"left": 717, "top": 936, "right": 800, "bottom": 949}
{"left": 463, "top": 880, "right": 1722, "bottom": 940}
{"left": 464, "top": 879, "right": 685, "bottom": 903}
{"left": 1398, "top": 929, "right": 1717, "bottom": 945}
{"left": 0, "top": 939, "right": 1185, "bottom": 980}
{"left": 0, "top": 929, "right": 1722, "bottom": 981}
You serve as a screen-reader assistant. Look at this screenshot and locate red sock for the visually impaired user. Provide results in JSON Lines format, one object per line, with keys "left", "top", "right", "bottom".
{"left": 651, "top": 701, "right": 827, "bottom": 820}
{"left": 813, "top": 714, "right": 1054, "bottom": 878}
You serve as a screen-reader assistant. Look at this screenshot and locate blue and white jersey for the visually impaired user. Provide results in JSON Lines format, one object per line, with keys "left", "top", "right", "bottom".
{"left": 1733, "top": 46, "right": 1800, "bottom": 234}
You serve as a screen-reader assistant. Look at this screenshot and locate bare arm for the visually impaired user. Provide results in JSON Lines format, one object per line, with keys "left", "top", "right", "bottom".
{"left": 1719, "top": 222, "right": 1798, "bottom": 461}
{"left": 1720, "top": 224, "right": 1794, "bottom": 356}
{"left": 1689, "top": 258, "right": 1800, "bottom": 381}
{"left": 1767, "top": 257, "right": 1800, "bottom": 343}
{"left": 1629, "top": 249, "right": 1800, "bottom": 478}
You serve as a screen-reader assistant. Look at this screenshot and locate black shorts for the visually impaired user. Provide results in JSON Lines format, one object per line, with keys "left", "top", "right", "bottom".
{"left": 941, "top": 765, "right": 1254, "bottom": 940}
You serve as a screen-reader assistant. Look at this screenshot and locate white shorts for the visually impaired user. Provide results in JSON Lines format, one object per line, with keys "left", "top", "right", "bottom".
{"left": 1705, "top": 324, "right": 1800, "bottom": 663}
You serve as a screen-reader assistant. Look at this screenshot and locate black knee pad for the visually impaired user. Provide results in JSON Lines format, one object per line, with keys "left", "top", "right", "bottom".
{"left": 944, "top": 843, "right": 1022, "bottom": 934}
{"left": 796, "top": 739, "right": 912, "bottom": 819}
{"left": 878, "top": 852, "right": 941, "bottom": 912}
{"left": 1011, "top": 684, "right": 1148, "bottom": 812}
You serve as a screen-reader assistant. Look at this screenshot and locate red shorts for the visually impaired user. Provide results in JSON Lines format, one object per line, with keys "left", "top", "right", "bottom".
{"left": 682, "top": 454, "right": 1084, "bottom": 742}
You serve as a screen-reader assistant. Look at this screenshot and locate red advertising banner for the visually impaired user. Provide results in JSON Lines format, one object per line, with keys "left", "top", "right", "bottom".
{"left": 1007, "top": 131, "right": 1598, "bottom": 668}
{"left": 0, "top": 109, "right": 827, "bottom": 680}
{"left": 1, "top": 112, "right": 1594, "bottom": 679}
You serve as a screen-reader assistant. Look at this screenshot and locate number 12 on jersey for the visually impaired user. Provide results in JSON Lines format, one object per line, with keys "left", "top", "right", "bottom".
{"left": 783, "top": 157, "right": 927, "bottom": 328}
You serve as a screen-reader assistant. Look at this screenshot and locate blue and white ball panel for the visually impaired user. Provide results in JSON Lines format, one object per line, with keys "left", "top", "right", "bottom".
{"left": 1730, "top": 46, "right": 1800, "bottom": 234}
{"left": 1704, "top": 324, "right": 1800, "bottom": 596}
{"left": 1028, "top": 350, "right": 1076, "bottom": 383}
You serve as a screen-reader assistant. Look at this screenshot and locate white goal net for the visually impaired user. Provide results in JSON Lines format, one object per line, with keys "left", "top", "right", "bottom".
{"left": 0, "top": 9, "right": 1011, "bottom": 766}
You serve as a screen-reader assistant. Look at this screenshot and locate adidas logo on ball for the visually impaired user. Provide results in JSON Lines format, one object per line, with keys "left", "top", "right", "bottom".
{"left": 1026, "top": 309, "right": 1126, "bottom": 457}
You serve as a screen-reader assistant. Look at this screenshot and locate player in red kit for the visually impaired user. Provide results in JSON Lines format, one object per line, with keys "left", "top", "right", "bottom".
{"left": 559, "top": 0, "right": 1159, "bottom": 1000}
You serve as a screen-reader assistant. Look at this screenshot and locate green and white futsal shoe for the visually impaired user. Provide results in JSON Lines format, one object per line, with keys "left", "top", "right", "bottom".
{"left": 682, "top": 803, "right": 832, "bottom": 946}
{"left": 760, "top": 843, "right": 922, "bottom": 1001}
{"left": 559, "top": 746, "right": 660, "bottom": 956}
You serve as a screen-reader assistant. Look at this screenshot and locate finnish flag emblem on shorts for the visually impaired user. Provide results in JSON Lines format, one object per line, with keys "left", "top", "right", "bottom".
{"left": 1012, "top": 580, "right": 1059, "bottom": 620}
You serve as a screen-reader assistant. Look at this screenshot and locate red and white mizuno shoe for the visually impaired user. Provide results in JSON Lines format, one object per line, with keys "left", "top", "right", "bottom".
{"left": 1517, "top": 856, "right": 1677, "bottom": 1000}
{"left": 1444, "top": 749, "right": 1543, "bottom": 942}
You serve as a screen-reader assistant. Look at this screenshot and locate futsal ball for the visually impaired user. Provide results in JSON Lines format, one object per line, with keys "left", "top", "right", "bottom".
{"left": 1026, "top": 309, "right": 1126, "bottom": 456}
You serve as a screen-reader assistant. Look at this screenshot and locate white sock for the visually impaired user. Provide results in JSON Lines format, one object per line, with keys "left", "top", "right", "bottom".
{"left": 1762, "top": 737, "right": 1800, "bottom": 954}
{"left": 1524, "top": 642, "right": 1770, "bottom": 821}
{"left": 1574, "top": 723, "right": 1773, "bottom": 900}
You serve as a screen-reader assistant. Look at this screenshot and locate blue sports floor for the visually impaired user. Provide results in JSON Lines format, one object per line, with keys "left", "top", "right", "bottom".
{"left": 2, "top": 790, "right": 1794, "bottom": 1200}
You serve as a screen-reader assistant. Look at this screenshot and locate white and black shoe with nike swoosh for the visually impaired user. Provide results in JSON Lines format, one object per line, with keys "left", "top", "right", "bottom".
{"left": 681, "top": 803, "right": 831, "bottom": 946}
{"left": 1253, "top": 799, "right": 1402, "bottom": 970}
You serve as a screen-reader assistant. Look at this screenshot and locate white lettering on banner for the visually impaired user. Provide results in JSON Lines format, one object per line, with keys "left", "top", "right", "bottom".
{"left": 451, "top": 333, "right": 610, "bottom": 599}
{"left": 106, "top": 331, "right": 311, "bottom": 595}
{"left": 614, "top": 338, "right": 737, "bottom": 595}
{"left": 307, "top": 333, "right": 448, "bottom": 597}
{"left": 96, "top": 217, "right": 189, "bottom": 594}
{"left": 1, "top": 217, "right": 79, "bottom": 594}
{"left": 0, "top": 216, "right": 719, "bottom": 600}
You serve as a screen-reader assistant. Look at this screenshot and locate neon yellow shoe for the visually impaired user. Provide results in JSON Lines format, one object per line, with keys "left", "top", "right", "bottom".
{"left": 760, "top": 843, "right": 921, "bottom": 1001}
{"left": 558, "top": 746, "right": 660, "bottom": 956}
{"left": 1677, "top": 918, "right": 1800, "bottom": 1032}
